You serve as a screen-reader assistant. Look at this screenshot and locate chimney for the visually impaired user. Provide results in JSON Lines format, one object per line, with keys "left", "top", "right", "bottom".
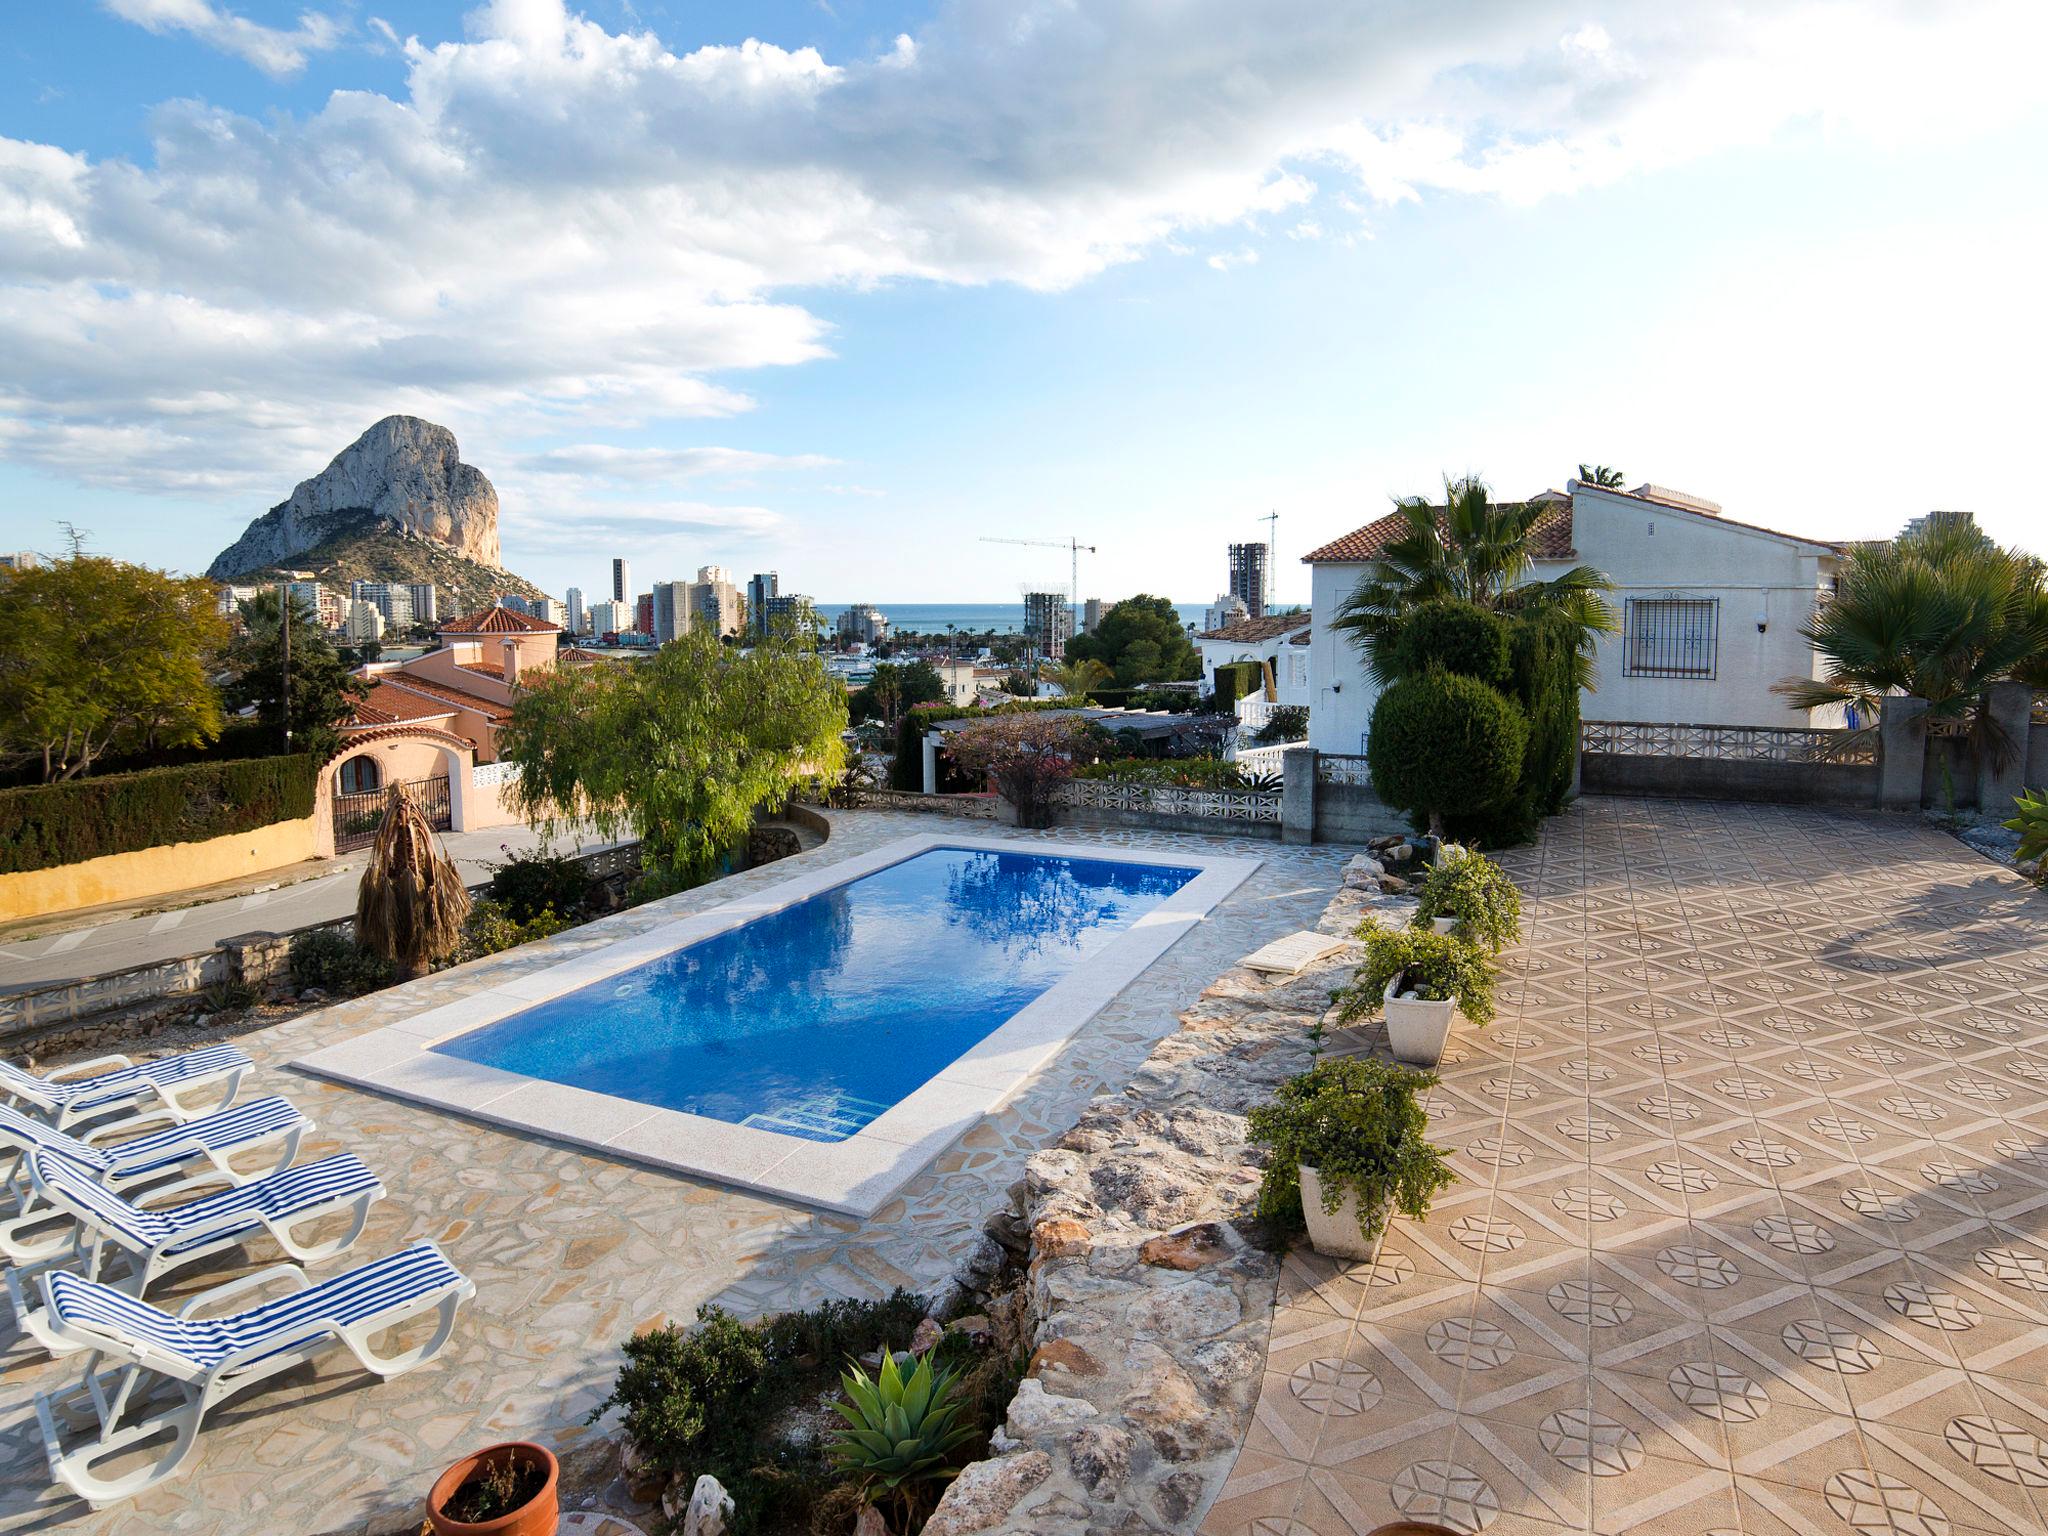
{"left": 501, "top": 638, "right": 521, "bottom": 686}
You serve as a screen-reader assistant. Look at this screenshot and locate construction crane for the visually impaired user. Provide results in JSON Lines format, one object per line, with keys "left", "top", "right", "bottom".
{"left": 1260, "top": 509, "right": 1278, "bottom": 613}
{"left": 978, "top": 535, "right": 1097, "bottom": 646}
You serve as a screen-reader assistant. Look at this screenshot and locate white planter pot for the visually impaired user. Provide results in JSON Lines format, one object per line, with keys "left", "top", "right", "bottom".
{"left": 1299, "top": 1166, "right": 1391, "bottom": 1262}
{"left": 1383, "top": 968, "right": 1458, "bottom": 1066}
{"left": 1429, "top": 916, "right": 1457, "bottom": 936}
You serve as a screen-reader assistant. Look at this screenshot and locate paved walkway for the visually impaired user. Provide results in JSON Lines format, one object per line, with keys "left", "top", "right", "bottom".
{"left": 1204, "top": 798, "right": 2048, "bottom": 1536}
{"left": 0, "top": 810, "right": 1349, "bottom": 1536}
{"left": 0, "top": 821, "right": 614, "bottom": 993}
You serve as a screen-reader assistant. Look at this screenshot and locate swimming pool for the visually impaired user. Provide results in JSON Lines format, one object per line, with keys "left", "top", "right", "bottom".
{"left": 294, "top": 833, "right": 1258, "bottom": 1214}
{"left": 431, "top": 846, "right": 1200, "bottom": 1141}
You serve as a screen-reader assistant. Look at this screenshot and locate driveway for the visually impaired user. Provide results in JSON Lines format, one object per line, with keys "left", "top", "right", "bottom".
{"left": 1204, "top": 796, "right": 2048, "bottom": 1536}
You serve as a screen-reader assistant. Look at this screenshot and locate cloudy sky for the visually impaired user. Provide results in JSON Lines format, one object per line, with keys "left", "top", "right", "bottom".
{"left": 3, "top": 0, "right": 2044, "bottom": 606}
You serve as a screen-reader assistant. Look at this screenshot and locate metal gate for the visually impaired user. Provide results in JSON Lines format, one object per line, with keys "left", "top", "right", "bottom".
{"left": 332, "top": 775, "right": 452, "bottom": 853}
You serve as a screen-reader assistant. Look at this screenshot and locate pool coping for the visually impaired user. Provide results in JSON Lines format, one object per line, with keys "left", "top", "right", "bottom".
{"left": 289, "top": 832, "right": 1262, "bottom": 1216}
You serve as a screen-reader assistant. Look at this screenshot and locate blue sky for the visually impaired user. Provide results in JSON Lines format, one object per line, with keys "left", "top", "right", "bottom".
{"left": 3, "top": 0, "right": 2044, "bottom": 608}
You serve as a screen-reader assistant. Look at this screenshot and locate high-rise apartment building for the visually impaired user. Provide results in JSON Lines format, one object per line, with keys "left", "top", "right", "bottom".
{"left": 348, "top": 580, "right": 415, "bottom": 630}
{"left": 635, "top": 592, "right": 654, "bottom": 635}
{"left": 1081, "top": 597, "right": 1104, "bottom": 634}
{"left": 760, "top": 593, "right": 817, "bottom": 642}
{"left": 565, "top": 587, "right": 586, "bottom": 634}
{"left": 835, "top": 603, "right": 889, "bottom": 646}
{"left": 652, "top": 579, "right": 690, "bottom": 643}
{"left": 687, "top": 566, "right": 743, "bottom": 638}
{"left": 0, "top": 551, "right": 36, "bottom": 572}
{"left": 747, "top": 572, "right": 778, "bottom": 638}
{"left": 405, "top": 583, "right": 437, "bottom": 627}
{"left": 612, "top": 558, "right": 631, "bottom": 605}
{"left": 1023, "top": 591, "right": 1073, "bottom": 659}
{"left": 588, "top": 600, "right": 627, "bottom": 636}
{"left": 1228, "top": 543, "right": 1268, "bottom": 620}
{"left": 345, "top": 599, "right": 386, "bottom": 645}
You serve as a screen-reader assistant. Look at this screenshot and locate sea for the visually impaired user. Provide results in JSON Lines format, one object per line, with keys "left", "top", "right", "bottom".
{"left": 815, "top": 602, "right": 1209, "bottom": 635}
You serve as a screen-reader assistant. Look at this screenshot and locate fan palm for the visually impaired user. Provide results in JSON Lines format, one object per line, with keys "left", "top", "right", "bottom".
{"left": 1332, "top": 474, "right": 1617, "bottom": 686}
{"left": 1045, "top": 656, "right": 1111, "bottom": 698}
{"left": 1773, "top": 512, "right": 2048, "bottom": 758}
{"left": 355, "top": 786, "right": 471, "bottom": 980}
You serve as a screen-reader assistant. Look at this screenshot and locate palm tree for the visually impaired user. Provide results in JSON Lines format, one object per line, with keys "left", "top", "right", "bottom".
{"left": 1773, "top": 512, "right": 2048, "bottom": 755}
{"left": 356, "top": 786, "right": 471, "bottom": 980}
{"left": 1046, "top": 657, "right": 1111, "bottom": 698}
{"left": 1332, "top": 474, "right": 1617, "bottom": 685}
{"left": 1577, "top": 464, "right": 1626, "bottom": 488}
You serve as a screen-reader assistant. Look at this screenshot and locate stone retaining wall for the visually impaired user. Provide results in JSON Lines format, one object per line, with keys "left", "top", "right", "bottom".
{"left": 928, "top": 867, "right": 1413, "bottom": 1535}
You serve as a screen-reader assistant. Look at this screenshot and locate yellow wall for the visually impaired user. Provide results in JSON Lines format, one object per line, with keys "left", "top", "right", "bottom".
{"left": 0, "top": 816, "right": 317, "bottom": 923}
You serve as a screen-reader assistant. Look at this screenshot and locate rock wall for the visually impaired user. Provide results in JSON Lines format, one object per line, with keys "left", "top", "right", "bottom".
{"left": 929, "top": 863, "right": 1417, "bottom": 1535}
{"left": 207, "top": 415, "right": 501, "bottom": 578}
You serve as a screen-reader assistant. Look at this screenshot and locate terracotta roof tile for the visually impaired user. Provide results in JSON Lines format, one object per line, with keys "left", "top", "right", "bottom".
{"left": 1303, "top": 503, "right": 1577, "bottom": 564}
{"left": 1196, "top": 614, "right": 1314, "bottom": 642}
{"left": 437, "top": 604, "right": 561, "bottom": 635}
{"left": 343, "top": 680, "right": 459, "bottom": 728}
{"left": 456, "top": 659, "right": 508, "bottom": 678}
{"left": 378, "top": 672, "right": 511, "bottom": 723}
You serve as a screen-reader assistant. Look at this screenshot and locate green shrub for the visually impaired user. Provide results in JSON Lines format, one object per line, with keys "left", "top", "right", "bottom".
{"left": 889, "top": 698, "right": 1074, "bottom": 791}
{"left": 1456, "top": 607, "right": 1579, "bottom": 847}
{"left": 1073, "top": 756, "right": 1276, "bottom": 791}
{"left": 287, "top": 927, "right": 395, "bottom": 996}
{"left": 1335, "top": 918, "right": 1497, "bottom": 1025}
{"left": 1413, "top": 846, "right": 1523, "bottom": 952}
{"left": 1253, "top": 704, "right": 1310, "bottom": 744}
{"left": 830, "top": 1350, "right": 980, "bottom": 1528}
{"left": 485, "top": 848, "right": 590, "bottom": 923}
{"left": 0, "top": 754, "right": 321, "bottom": 875}
{"left": 1386, "top": 600, "right": 1512, "bottom": 686}
{"left": 1210, "top": 660, "right": 1264, "bottom": 712}
{"left": 2010, "top": 787, "right": 2048, "bottom": 864}
{"left": 1367, "top": 668, "right": 1528, "bottom": 838}
{"left": 459, "top": 899, "right": 573, "bottom": 961}
{"left": 1248, "top": 1057, "right": 1456, "bottom": 1245}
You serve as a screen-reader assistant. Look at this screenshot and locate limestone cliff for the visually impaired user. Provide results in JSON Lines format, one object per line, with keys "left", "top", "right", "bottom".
{"left": 207, "top": 416, "right": 502, "bottom": 580}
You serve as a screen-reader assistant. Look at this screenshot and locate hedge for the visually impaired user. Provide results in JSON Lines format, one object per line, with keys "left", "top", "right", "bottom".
{"left": 1367, "top": 669, "right": 1528, "bottom": 836}
{"left": 888, "top": 698, "right": 1075, "bottom": 791}
{"left": 0, "top": 719, "right": 285, "bottom": 790}
{"left": 1211, "top": 660, "right": 1264, "bottom": 712}
{"left": 0, "top": 753, "right": 322, "bottom": 874}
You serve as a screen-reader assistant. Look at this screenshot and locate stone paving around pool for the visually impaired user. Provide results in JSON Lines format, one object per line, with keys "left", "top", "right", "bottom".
{"left": 0, "top": 810, "right": 1350, "bottom": 1536}
{"left": 1203, "top": 798, "right": 2048, "bottom": 1536}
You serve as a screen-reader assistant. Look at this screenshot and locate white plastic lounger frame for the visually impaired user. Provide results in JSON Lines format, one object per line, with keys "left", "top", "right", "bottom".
{"left": 0, "top": 1096, "right": 312, "bottom": 1230}
{"left": 4, "top": 1150, "right": 385, "bottom": 1352}
{"left": 0, "top": 1046, "right": 251, "bottom": 1133}
{"left": 33, "top": 1242, "right": 474, "bottom": 1507}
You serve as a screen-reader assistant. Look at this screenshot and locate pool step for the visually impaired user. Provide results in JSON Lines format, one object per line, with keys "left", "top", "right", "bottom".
{"left": 743, "top": 1093, "right": 893, "bottom": 1141}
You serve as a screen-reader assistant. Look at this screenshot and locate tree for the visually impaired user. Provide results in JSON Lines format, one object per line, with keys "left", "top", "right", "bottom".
{"left": 1773, "top": 512, "right": 2048, "bottom": 749}
{"left": 1000, "top": 669, "right": 1039, "bottom": 698}
{"left": 849, "top": 661, "right": 947, "bottom": 724}
{"left": 1577, "top": 464, "right": 1626, "bottom": 488}
{"left": 945, "top": 714, "right": 1091, "bottom": 828}
{"left": 502, "top": 625, "right": 847, "bottom": 885}
{"left": 355, "top": 787, "right": 471, "bottom": 980}
{"left": 1332, "top": 474, "right": 1617, "bottom": 689}
{"left": 222, "top": 589, "right": 369, "bottom": 761}
{"left": 1367, "top": 668, "right": 1528, "bottom": 839}
{"left": 0, "top": 550, "right": 228, "bottom": 781}
{"left": 1046, "top": 657, "right": 1111, "bottom": 698}
{"left": 1063, "top": 596, "right": 1200, "bottom": 686}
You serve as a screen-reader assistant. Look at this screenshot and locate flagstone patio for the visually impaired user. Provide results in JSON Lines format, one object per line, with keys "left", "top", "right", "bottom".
{"left": 1203, "top": 797, "right": 2048, "bottom": 1536}
{"left": 0, "top": 809, "right": 1350, "bottom": 1536}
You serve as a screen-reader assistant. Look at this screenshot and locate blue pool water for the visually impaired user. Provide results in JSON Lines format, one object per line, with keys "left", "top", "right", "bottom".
{"left": 433, "top": 847, "right": 1200, "bottom": 1141}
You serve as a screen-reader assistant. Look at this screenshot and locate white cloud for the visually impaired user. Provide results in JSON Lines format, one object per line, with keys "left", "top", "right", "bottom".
{"left": 1207, "top": 247, "right": 1261, "bottom": 271}
{"left": 102, "top": 0, "right": 345, "bottom": 78}
{"left": 515, "top": 444, "right": 836, "bottom": 483}
{"left": 7, "top": 0, "right": 2045, "bottom": 536}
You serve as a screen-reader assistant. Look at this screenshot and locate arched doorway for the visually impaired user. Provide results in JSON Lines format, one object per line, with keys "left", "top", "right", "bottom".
{"left": 329, "top": 742, "right": 457, "bottom": 852}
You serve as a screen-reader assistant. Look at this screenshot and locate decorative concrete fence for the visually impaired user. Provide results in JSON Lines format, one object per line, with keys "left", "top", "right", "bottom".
{"left": 1053, "top": 778, "right": 1284, "bottom": 840}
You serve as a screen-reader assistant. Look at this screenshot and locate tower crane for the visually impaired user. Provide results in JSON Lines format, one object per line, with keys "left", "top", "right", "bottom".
{"left": 977, "top": 535, "right": 1097, "bottom": 643}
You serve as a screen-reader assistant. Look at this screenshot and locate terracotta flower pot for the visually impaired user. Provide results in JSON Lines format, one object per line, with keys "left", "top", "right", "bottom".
{"left": 428, "top": 1442, "right": 560, "bottom": 1536}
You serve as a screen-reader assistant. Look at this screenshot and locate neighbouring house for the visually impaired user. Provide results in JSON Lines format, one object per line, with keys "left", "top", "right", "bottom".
{"left": 1302, "top": 479, "right": 1846, "bottom": 757}
{"left": 1195, "top": 613, "right": 1313, "bottom": 715}
{"left": 319, "top": 604, "right": 563, "bottom": 853}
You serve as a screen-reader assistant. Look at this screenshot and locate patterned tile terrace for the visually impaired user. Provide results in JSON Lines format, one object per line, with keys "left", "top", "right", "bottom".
{"left": 1204, "top": 797, "right": 2048, "bottom": 1536}
{"left": 0, "top": 810, "right": 1350, "bottom": 1536}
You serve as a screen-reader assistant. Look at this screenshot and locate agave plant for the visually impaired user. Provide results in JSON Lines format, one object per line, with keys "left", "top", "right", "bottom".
{"left": 2007, "top": 787, "right": 2048, "bottom": 866}
{"left": 355, "top": 786, "right": 471, "bottom": 980}
{"left": 829, "top": 1348, "right": 980, "bottom": 1526}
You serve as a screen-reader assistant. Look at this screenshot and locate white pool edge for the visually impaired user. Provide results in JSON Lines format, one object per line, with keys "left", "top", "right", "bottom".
{"left": 289, "top": 832, "right": 1262, "bottom": 1216}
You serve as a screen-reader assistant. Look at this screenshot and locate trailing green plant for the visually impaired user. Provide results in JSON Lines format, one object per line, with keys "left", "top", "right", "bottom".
{"left": 1367, "top": 667, "right": 1528, "bottom": 840}
{"left": 0, "top": 753, "right": 320, "bottom": 875}
{"left": 1248, "top": 1056, "right": 1456, "bottom": 1245}
{"left": 485, "top": 847, "right": 590, "bottom": 924}
{"left": 458, "top": 898, "right": 573, "bottom": 960}
{"left": 2007, "top": 787, "right": 2048, "bottom": 864}
{"left": 286, "top": 927, "right": 395, "bottom": 996}
{"left": 829, "top": 1349, "right": 981, "bottom": 1528}
{"left": 1335, "top": 918, "right": 1497, "bottom": 1026}
{"left": 1413, "top": 846, "right": 1523, "bottom": 952}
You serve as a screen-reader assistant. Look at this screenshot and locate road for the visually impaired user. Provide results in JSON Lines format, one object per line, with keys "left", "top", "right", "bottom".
{"left": 0, "top": 821, "right": 620, "bottom": 994}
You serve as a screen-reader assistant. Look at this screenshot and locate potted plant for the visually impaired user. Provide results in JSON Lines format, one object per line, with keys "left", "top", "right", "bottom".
{"left": 1249, "top": 1058, "right": 1456, "bottom": 1261}
{"left": 1336, "top": 920, "right": 1496, "bottom": 1066}
{"left": 427, "top": 1441, "right": 559, "bottom": 1536}
{"left": 1412, "top": 844, "right": 1523, "bottom": 952}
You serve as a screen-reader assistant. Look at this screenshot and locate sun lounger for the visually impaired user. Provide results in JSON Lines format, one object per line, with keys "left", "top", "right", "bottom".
{"left": 33, "top": 1243, "right": 473, "bottom": 1506}
{"left": 0, "top": 1046, "right": 252, "bottom": 1133}
{"left": 0, "top": 1096, "right": 312, "bottom": 1229}
{"left": 4, "top": 1149, "right": 385, "bottom": 1351}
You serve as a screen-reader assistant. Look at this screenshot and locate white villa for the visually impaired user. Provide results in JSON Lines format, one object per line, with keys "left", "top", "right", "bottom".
{"left": 1194, "top": 613, "right": 1313, "bottom": 713}
{"left": 1301, "top": 478, "right": 1846, "bottom": 757}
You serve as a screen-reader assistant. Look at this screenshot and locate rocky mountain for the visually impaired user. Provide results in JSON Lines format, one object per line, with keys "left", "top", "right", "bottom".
{"left": 223, "top": 511, "right": 546, "bottom": 620}
{"left": 208, "top": 416, "right": 505, "bottom": 581}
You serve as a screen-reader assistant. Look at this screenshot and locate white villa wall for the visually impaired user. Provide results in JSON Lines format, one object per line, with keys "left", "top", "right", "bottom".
{"left": 1197, "top": 628, "right": 1311, "bottom": 707}
{"left": 1307, "top": 486, "right": 1841, "bottom": 755}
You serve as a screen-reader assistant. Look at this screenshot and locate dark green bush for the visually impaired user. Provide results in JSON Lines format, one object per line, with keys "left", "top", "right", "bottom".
{"left": 1367, "top": 668, "right": 1527, "bottom": 837}
{"left": 889, "top": 699, "right": 1075, "bottom": 791}
{"left": 287, "top": 927, "right": 395, "bottom": 996}
{"left": 0, "top": 754, "right": 321, "bottom": 874}
{"left": 1386, "top": 600, "right": 1512, "bottom": 687}
{"left": 485, "top": 848, "right": 590, "bottom": 923}
{"left": 1210, "top": 660, "right": 1263, "bottom": 712}
{"left": 1453, "top": 608, "right": 1579, "bottom": 846}
{"left": 1254, "top": 704, "right": 1310, "bottom": 744}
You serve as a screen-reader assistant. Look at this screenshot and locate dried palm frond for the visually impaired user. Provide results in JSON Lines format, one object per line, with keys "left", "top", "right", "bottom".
{"left": 355, "top": 786, "right": 470, "bottom": 979}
